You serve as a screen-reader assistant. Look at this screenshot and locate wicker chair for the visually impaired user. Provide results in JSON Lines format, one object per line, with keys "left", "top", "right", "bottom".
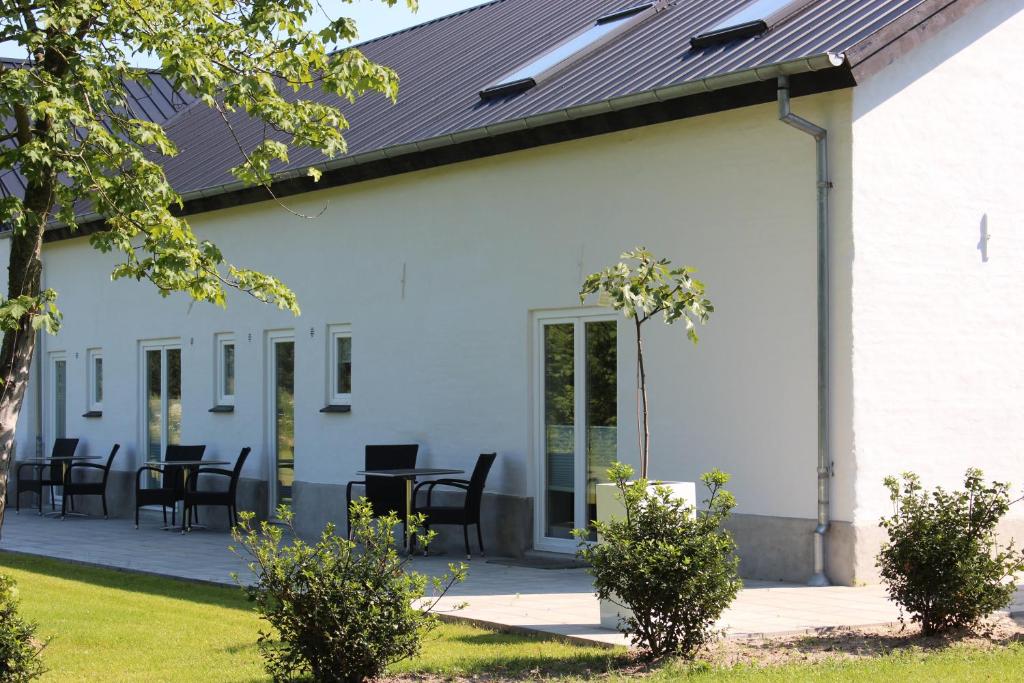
{"left": 344, "top": 444, "right": 418, "bottom": 537}
{"left": 16, "top": 438, "right": 79, "bottom": 514}
{"left": 183, "top": 447, "right": 251, "bottom": 530}
{"left": 415, "top": 453, "right": 496, "bottom": 559}
{"left": 134, "top": 445, "right": 206, "bottom": 528}
{"left": 62, "top": 443, "right": 120, "bottom": 519}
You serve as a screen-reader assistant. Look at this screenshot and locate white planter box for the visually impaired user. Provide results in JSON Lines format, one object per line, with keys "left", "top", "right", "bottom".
{"left": 595, "top": 480, "right": 697, "bottom": 630}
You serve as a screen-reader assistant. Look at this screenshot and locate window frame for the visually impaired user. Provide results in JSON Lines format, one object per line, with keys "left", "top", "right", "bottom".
{"left": 327, "top": 324, "right": 353, "bottom": 407}
{"left": 86, "top": 348, "right": 103, "bottom": 413}
{"left": 215, "top": 333, "right": 236, "bottom": 407}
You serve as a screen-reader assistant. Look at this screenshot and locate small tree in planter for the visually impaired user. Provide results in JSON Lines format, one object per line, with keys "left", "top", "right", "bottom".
{"left": 579, "top": 247, "right": 713, "bottom": 479}
{"left": 578, "top": 248, "right": 735, "bottom": 647}
{"left": 576, "top": 463, "right": 741, "bottom": 658}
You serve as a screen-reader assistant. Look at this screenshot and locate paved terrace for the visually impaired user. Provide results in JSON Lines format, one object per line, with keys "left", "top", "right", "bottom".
{"left": 2, "top": 512, "right": 1019, "bottom": 647}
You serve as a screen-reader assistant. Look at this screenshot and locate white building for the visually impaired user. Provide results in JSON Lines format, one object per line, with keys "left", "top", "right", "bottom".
{"left": 4, "top": 0, "right": 1023, "bottom": 585}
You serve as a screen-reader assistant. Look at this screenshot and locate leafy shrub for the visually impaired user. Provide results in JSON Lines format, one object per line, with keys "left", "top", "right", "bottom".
{"left": 231, "top": 503, "right": 465, "bottom": 683}
{"left": 0, "top": 574, "right": 45, "bottom": 682}
{"left": 576, "top": 463, "right": 741, "bottom": 659}
{"left": 878, "top": 469, "right": 1024, "bottom": 635}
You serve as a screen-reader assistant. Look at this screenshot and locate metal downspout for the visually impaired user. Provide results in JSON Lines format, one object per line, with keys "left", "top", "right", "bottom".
{"left": 777, "top": 75, "right": 831, "bottom": 587}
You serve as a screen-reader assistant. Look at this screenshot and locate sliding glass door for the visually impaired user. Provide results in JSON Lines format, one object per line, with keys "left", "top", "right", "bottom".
{"left": 535, "top": 313, "right": 617, "bottom": 551}
{"left": 141, "top": 341, "right": 181, "bottom": 485}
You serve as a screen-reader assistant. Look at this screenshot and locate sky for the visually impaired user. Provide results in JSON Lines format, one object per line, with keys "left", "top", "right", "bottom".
{"left": 0, "top": 0, "right": 488, "bottom": 65}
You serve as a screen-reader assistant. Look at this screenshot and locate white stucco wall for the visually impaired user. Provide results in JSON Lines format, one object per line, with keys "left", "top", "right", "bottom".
{"left": 17, "top": 90, "right": 852, "bottom": 530}
{"left": 850, "top": 1, "right": 1024, "bottom": 524}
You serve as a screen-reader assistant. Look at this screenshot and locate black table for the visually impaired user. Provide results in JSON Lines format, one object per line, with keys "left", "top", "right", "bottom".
{"left": 356, "top": 467, "right": 464, "bottom": 552}
{"left": 149, "top": 459, "right": 229, "bottom": 532}
{"left": 18, "top": 456, "right": 103, "bottom": 517}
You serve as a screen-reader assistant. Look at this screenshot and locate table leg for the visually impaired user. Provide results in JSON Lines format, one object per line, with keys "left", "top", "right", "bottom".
{"left": 60, "top": 462, "right": 67, "bottom": 519}
{"left": 181, "top": 466, "right": 190, "bottom": 533}
{"left": 405, "top": 478, "right": 413, "bottom": 554}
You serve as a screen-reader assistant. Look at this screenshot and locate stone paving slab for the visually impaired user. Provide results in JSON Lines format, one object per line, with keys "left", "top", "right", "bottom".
{"left": 1, "top": 512, "right": 1019, "bottom": 648}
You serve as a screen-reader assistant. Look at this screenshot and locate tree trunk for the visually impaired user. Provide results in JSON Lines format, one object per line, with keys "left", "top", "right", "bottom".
{"left": 0, "top": 181, "right": 51, "bottom": 536}
{"left": 635, "top": 317, "right": 649, "bottom": 480}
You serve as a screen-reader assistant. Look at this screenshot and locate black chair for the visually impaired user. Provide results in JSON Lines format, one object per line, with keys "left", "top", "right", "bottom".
{"left": 134, "top": 444, "right": 206, "bottom": 528}
{"left": 62, "top": 444, "right": 120, "bottom": 519}
{"left": 415, "top": 453, "right": 496, "bottom": 559}
{"left": 183, "top": 447, "right": 251, "bottom": 530}
{"left": 16, "top": 438, "right": 79, "bottom": 514}
{"left": 345, "top": 444, "right": 418, "bottom": 537}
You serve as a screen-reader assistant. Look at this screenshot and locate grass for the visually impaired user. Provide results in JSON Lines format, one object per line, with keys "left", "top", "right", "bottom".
{"left": 0, "top": 552, "right": 619, "bottom": 682}
{"left": 1, "top": 551, "right": 1023, "bottom": 681}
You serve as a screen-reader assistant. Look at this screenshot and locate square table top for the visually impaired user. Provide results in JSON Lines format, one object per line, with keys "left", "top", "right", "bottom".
{"left": 357, "top": 467, "right": 464, "bottom": 478}
{"left": 19, "top": 455, "right": 102, "bottom": 463}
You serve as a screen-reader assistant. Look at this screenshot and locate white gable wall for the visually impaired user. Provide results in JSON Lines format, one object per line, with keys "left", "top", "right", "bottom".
{"left": 847, "top": 0, "right": 1024, "bottom": 580}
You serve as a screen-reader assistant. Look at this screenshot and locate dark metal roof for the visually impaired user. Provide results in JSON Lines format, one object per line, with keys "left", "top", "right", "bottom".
{"left": 0, "top": 60, "right": 195, "bottom": 202}
{"left": 157, "top": 0, "right": 932, "bottom": 198}
{"left": 6, "top": 0, "right": 973, "bottom": 228}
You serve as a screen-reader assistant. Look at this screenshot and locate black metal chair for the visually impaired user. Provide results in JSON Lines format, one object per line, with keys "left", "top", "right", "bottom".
{"left": 415, "top": 453, "right": 496, "bottom": 559}
{"left": 345, "top": 444, "right": 418, "bottom": 537}
{"left": 62, "top": 443, "right": 120, "bottom": 519}
{"left": 183, "top": 447, "right": 251, "bottom": 530}
{"left": 134, "top": 444, "right": 206, "bottom": 528}
{"left": 16, "top": 438, "right": 79, "bottom": 514}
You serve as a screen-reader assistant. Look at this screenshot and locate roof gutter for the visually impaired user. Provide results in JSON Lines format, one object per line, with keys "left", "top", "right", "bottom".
{"left": 51, "top": 52, "right": 845, "bottom": 229}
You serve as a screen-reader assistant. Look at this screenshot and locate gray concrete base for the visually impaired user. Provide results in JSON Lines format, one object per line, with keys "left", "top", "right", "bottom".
{"left": 723, "top": 515, "right": 897, "bottom": 586}
{"left": 292, "top": 480, "right": 532, "bottom": 559}
{"left": 725, "top": 513, "right": 818, "bottom": 584}
{"left": 825, "top": 518, "right": 1024, "bottom": 587}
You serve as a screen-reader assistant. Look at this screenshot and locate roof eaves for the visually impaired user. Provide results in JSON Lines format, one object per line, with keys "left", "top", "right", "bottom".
{"left": 234, "top": 51, "right": 847, "bottom": 190}
{"left": 40, "top": 50, "right": 849, "bottom": 238}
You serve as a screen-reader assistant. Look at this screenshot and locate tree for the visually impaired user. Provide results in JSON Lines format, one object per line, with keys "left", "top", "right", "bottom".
{"left": 0, "top": 0, "right": 416, "bottom": 530}
{"left": 580, "top": 248, "right": 713, "bottom": 479}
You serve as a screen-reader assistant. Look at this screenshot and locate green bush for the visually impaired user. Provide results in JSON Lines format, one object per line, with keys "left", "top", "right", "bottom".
{"left": 576, "top": 463, "right": 741, "bottom": 659}
{"left": 231, "top": 503, "right": 465, "bottom": 683}
{"left": 878, "top": 469, "right": 1024, "bottom": 636}
{"left": 0, "top": 574, "right": 45, "bottom": 682}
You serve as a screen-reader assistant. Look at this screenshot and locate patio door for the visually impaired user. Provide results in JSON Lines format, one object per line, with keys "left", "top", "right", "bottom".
{"left": 534, "top": 313, "right": 617, "bottom": 552}
{"left": 268, "top": 332, "right": 295, "bottom": 511}
{"left": 141, "top": 341, "right": 182, "bottom": 485}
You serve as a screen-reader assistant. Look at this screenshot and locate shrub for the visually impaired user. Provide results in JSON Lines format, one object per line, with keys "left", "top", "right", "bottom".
{"left": 878, "top": 469, "right": 1024, "bottom": 636}
{"left": 576, "top": 463, "right": 741, "bottom": 659}
{"left": 0, "top": 574, "right": 45, "bottom": 682}
{"left": 231, "top": 503, "right": 465, "bottom": 683}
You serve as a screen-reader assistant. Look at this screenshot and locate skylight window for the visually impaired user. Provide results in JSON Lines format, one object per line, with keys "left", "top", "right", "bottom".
{"left": 480, "top": 1, "right": 665, "bottom": 100}
{"left": 690, "top": 0, "right": 815, "bottom": 49}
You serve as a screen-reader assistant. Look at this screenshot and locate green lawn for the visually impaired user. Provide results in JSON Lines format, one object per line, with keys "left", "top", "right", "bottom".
{"left": 0, "top": 552, "right": 1022, "bottom": 682}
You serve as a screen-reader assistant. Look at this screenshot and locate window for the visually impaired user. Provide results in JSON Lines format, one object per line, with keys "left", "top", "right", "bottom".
{"left": 480, "top": 1, "right": 665, "bottom": 99}
{"left": 327, "top": 325, "right": 352, "bottom": 406}
{"left": 215, "top": 333, "right": 235, "bottom": 407}
{"left": 690, "top": 0, "right": 814, "bottom": 48}
{"left": 86, "top": 348, "right": 103, "bottom": 413}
